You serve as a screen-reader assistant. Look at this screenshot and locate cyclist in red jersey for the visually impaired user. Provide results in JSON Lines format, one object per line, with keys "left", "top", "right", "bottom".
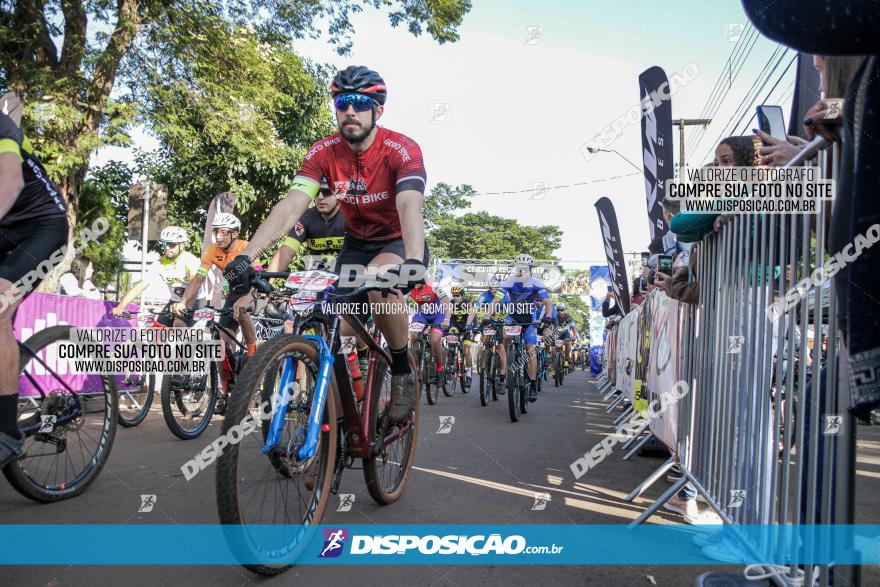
{"left": 408, "top": 282, "right": 452, "bottom": 384}
{"left": 224, "top": 66, "right": 428, "bottom": 423}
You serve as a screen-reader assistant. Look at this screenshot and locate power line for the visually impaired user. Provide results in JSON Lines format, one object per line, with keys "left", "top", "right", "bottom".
{"left": 684, "top": 29, "right": 764, "bottom": 161}
{"left": 469, "top": 171, "right": 642, "bottom": 197}
{"left": 684, "top": 24, "right": 757, "bottom": 150}
{"left": 694, "top": 50, "right": 795, "bottom": 165}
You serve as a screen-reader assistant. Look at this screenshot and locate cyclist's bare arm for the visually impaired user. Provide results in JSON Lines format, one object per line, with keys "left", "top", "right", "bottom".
{"left": 111, "top": 279, "right": 151, "bottom": 315}
{"left": 267, "top": 243, "right": 297, "bottom": 272}
{"left": 0, "top": 151, "right": 23, "bottom": 221}
{"left": 396, "top": 190, "right": 425, "bottom": 260}
{"left": 178, "top": 274, "right": 206, "bottom": 309}
{"left": 240, "top": 190, "right": 312, "bottom": 259}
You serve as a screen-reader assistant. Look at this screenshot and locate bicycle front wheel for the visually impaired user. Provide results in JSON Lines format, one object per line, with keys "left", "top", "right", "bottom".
{"left": 117, "top": 373, "right": 154, "bottom": 427}
{"left": 442, "top": 348, "right": 456, "bottom": 397}
{"left": 216, "top": 334, "right": 336, "bottom": 576}
{"left": 6, "top": 326, "right": 118, "bottom": 502}
{"left": 160, "top": 362, "right": 218, "bottom": 440}
{"left": 364, "top": 353, "right": 420, "bottom": 504}
{"left": 507, "top": 344, "right": 520, "bottom": 422}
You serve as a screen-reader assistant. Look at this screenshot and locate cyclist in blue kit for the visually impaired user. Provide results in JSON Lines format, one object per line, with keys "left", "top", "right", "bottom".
{"left": 500, "top": 254, "right": 554, "bottom": 402}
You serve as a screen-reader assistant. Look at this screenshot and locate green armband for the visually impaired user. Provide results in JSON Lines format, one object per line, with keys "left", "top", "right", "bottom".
{"left": 0, "top": 139, "right": 22, "bottom": 161}
{"left": 197, "top": 266, "right": 210, "bottom": 277}
{"left": 281, "top": 236, "right": 303, "bottom": 252}
{"left": 289, "top": 176, "right": 320, "bottom": 200}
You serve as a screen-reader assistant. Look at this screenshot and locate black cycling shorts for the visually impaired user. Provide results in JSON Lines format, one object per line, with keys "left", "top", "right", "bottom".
{"left": 0, "top": 216, "right": 68, "bottom": 293}
{"left": 333, "top": 236, "right": 429, "bottom": 323}
{"left": 219, "top": 290, "right": 247, "bottom": 331}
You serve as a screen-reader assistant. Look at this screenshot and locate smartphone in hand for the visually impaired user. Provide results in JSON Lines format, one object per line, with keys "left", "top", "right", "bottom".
{"left": 757, "top": 105, "right": 786, "bottom": 145}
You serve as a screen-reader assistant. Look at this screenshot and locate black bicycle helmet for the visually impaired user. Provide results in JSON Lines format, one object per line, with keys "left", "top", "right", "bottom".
{"left": 330, "top": 66, "right": 387, "bottom": 105}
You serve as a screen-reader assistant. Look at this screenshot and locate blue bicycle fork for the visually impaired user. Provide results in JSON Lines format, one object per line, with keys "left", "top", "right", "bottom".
{"left": 262, "top": 334, "right": 334, "bottom": 461}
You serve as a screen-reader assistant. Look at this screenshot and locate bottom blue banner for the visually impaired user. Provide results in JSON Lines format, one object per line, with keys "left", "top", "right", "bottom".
{"left": 1, "top": 524, "right": 878, "bottom": 565}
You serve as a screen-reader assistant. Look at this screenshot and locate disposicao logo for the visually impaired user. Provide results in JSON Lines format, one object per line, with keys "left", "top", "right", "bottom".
{"left": 319, "top": 528, "right": 348, "bottom": 558}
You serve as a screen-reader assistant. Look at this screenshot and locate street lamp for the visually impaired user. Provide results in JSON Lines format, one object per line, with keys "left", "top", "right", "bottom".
{"left": 584, "top": 146, "right": 643, "bottom": 174}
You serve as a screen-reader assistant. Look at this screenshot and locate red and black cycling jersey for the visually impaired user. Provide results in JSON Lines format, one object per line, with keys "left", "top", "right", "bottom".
{"left": 295, "top": 127, "right": 427, "bottom": 242}
{"left": 0, "top": 112, "right": 67, "bottom": 228}
{"left": 408, "top": 283, "right": 450, "bottom": 314}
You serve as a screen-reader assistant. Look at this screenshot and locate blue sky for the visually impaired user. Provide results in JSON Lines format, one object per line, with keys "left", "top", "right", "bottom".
{"left": 93, "top": 0, "right": 795, "bottom": 267}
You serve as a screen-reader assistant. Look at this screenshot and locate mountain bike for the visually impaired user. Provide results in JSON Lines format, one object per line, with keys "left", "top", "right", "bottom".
{"left": 478, "top": 320, "right": 505, "bottom": 407}
{"left": 504, "top": 322, "right": 533, "bottom": 423}
{"left": 552, "top": 338, "right": 566, "bottom": 387}
{"left": 216, "top": 270, "right": 420, "bottom": 575}
{"left": 442, "top": 327, "right": 468, "bottom": 397}
{"left": 157, "top": 307, "right": 248, "bottom": 440}
{"left": 6, "top": 325, "right": 118, "bottom": 502}
{"left": 410, "top": 321, "right": 443, "bottom": 404}
{"left": 104, "top": 311, "right": 161, "bottom": 428}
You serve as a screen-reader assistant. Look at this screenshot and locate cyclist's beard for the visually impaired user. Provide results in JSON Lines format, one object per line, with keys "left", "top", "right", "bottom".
{"left": 340, "top": 119, "right": 370, "bottom": 144}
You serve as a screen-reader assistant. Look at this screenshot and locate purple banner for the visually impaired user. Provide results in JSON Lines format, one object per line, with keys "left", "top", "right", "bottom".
{"left": 14, "top": 293, "right": 136, "bottom": 396}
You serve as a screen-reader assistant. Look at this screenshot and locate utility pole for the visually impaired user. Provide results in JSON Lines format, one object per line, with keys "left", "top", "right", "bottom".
{"left": 139, "top": 182, "right": 152, "bottom": 311}
{"left": 672, "top": 118, "right": 712, "bottom": 178}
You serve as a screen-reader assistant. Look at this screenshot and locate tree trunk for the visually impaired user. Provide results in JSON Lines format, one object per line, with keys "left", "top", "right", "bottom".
{"left": 36, "top": 166, "right": 87, "bottom": 294}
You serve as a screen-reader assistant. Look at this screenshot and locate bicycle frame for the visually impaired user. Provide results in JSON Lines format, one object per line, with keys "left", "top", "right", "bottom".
{"left": 262, "top": 301, "right": 397, "bottom": 463}
{"left": 17, "top": 341, "right": 82, "bottom": 435}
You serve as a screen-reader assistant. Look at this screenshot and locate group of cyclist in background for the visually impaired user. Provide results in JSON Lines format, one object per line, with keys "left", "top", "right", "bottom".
{"left": 0, "top": 63, "right": 582, "bottom": 484}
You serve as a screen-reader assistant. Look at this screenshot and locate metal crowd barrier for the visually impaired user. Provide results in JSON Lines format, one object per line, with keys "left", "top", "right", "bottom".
{"left": 597, "top": 138, "right": 858, "bottom": 586}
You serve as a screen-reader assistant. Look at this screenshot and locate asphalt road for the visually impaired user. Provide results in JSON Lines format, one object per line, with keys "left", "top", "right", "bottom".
{"left": 2, "top": 369, "right": 877, "bottom": 586}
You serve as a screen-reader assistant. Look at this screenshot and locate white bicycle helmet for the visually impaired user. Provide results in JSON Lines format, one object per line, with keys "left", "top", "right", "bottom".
{"left": 159, "top": 226, "right": 188, "bottom": 244}
{"left": 212, "top": 212, "right": 241, "bottom": 231}
{"left": 513, "top": 253, "right": 534, "bottom": 266}
{"left": 557, "top": 302, "right": 567, "bottom": 311}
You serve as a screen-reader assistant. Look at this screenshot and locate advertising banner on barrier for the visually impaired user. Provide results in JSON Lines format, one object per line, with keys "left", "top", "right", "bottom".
{"left": 14, "top": 293, "right": 137, "bottom": 396}
{"left": 646, "top": 291, "right": 681, "bottom": 450}
{"left": 638, "top": 66, "right": 673, "bottom": 241}
{"left": 614, "top": 308, "right": 639, "bottom": 401}
{"left": 594, "top": 198, "right": 631, "bottom": 315}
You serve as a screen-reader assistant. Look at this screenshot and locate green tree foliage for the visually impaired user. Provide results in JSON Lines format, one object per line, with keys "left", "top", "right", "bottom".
{"left": 76, "top": 161, "right": 132, "bottom": 287}
{"left": 1, "top": 0, "right": 472, "bottom": 219}
{"left": 424, "top": 181, "right": 474, "bottom": 230}
{"left": 429, "top": 210, "right": 563, "bottom": 260}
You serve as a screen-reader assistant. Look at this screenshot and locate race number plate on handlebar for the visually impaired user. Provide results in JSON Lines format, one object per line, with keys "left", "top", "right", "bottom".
{"left": 290, "top": 291, "right": 319, "bottom": 312}
{"left": 284, "top": 270, "right": 338, "bottom": 292}
{"left": 193, "top": 308, "right": 218, "bottom": 321}
{"left": 446, "top": 335, "right": 460, "bottom": 344}
{"left": 409, "top": 322, "right": 426, "bottom": 333}
{"left": 482, "top": 328, "right": 496, "bottom": 336}
{"left": 503, "top": 325, "right": 522, "bottom": 336}
{"left": 555, "top": 339, "right": 564, "bottom": 347}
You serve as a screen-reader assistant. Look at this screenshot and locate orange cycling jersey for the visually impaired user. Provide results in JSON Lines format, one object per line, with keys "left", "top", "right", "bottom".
{"left": 198, "top": 239, "right": 252, "bottom": 275}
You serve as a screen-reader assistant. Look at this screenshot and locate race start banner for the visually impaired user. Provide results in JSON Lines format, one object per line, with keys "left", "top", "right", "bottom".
{"left": 638, "top": 66, "right": 674, "bottom": 242}
{"left": 594, "top": 197, "right": 631, "bottom": 315}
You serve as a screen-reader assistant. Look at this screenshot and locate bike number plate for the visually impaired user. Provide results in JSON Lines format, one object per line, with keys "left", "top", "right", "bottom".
{"left": 555, "top": 339, "right": 564, "bottom": 347}
{"left": 409, "top": 322, "right": 426, "bottom": 333}
{"left": 285, "top": 270, "right": 338, "bottom": 292}
{"left": 193, "top": 308, "right": 217, "bottom": 320}
{"left": 503, "top": 325, "right": 522, "bottom": 336}
{"left": 482, "top": 328, "right": 496, "bottom": 336}
{"left": 290, "top": 291, "right": 318, "bottom": 312}
{"left": 446, "top": 335, "right": 460, "bottom": 344}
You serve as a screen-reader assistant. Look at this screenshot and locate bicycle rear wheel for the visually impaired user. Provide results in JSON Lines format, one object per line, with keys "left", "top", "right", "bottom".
{"left": 216, "top": 334, "right": 336, "bottom": 576}
{"left": 160, "top": 362, "right": 218, "bottom": 440}
{"left": 6, "top": 325, "right": 118, "bottom": 502}
{"left": 364, "top": 353, "right": 420, "bottom": 504}
{"left": 117, "top": 373, "right": 154, "bottom": 427}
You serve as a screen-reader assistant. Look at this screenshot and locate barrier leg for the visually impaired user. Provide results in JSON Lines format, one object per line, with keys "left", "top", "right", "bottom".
{"left": 623, "top": 432, "right": 655, "bottom": 460}
{"left": 625, "top": 457, "right": 676, "bottom": 501}
{"left": 605, "top": 393, "right": 626, "bottom": 412}
{"left": 620, "top": 420, "right": 650, "bottom": 451}
{"left": 613, "top": 405, "right": 634, "bottom": 426}
{"left": 628, "top": 476, "right": 687, "bottom": 527}
{"left": 601, "top": 385, "right": 617, "bottom": 401}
